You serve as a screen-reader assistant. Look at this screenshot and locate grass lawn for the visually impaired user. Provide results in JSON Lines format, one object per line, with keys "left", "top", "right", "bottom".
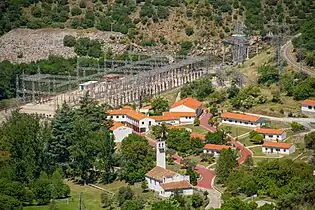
{"left": 249, "top": 146, "right": 265, "bottom": 156}
{"left": 167, "top": 162, "right": 183, "bottom": 174}
{"left": 184, "top": 124, "right": 209, "bottom": 135}
{"left": 268, "top": 121, "right": 292, "bottom": 129}
{"left": 253, "top": 157, "right": 273, "bottom": 166}
{"left": 237, "top": 136, "right": 255, "bottom": 147}
{"left": 161, "top": 88, "right": 180, "bottom": 105}
{"left": 24, "top": 181, "right": 104, "bottom": 210}
{"left": 220, "top": 125, "right": 252, "bottom": 138}
{"left": 187, "top": 154, "right": 210, "bottom": 167}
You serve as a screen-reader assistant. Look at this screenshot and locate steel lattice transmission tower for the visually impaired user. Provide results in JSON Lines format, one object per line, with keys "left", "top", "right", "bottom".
{"left": 78, "top": 192, "right": 86, "bottom": 210}
{"left": 231, "top": 22, "right": 249, "bottom": 65}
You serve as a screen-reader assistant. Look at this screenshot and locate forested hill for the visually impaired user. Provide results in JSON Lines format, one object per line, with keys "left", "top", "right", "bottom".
{"left": 1, "top": 0, "right": 314, "bottom": 47}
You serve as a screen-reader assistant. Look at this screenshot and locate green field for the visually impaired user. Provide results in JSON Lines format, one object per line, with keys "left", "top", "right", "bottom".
{"left": 238, "top": 136, "right": 255, "bottom": 147}
{"left": 187, "top": 154, "right": 210, "bottom": 167}
{"left": 220, "top": 125, "right": 252, "bottom": 138}
{"left": 184, "top": 124, "right": 209, "bottom": 135}
{"left": 249, "top": 146, "right": 265, "bottom": 156}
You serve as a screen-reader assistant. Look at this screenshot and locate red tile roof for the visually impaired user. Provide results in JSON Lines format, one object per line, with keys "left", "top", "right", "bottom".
{"left": 301, "top": 99, "right": 315, "bottom": 106}
{"left": 150, "top": 115, "right": 178, "bottom": 121}
{"left": 203, "top": 144, "right": 232, "bottom": 151}
{"left": 110, "top": 122, "right": 126, "bottom": 131}
{"left": 171, "top": 97, "right": 202, "bottom": 110}
{"left": 145, "top": 166, "right": 177, "bottom": 181}
{"left": 107, "top": 109, "right": 147, "bottom": 121}
{"left": 190, "top": 132, "right": 206, "bottom": 141}
{"left": 221, "top": 112, "right": 261, "bottom": 122}
{"left": 255, "top": 128, "right": 285, "bottom": 135}
{"left": 163, "top": 112, "right": 196, "bottom": 117}
{"left": 122, "top": 105, "right": 133, "bottom": 110}
{"left": 161, "top": 180, "right": 192, "bottom": 190}
{"left": 263, "top": 141, "right": 293, "bottom": 149}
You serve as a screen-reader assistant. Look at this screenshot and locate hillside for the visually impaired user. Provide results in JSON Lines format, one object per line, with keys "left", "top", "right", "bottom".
{"left": 1, "top": 0, "right": 315, "bottom": 57}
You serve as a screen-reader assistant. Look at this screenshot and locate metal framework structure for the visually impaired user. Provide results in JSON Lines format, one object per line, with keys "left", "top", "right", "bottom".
{"left": 223, "top": 22, "right": 249, "bottom": 65}
{"left": 16, "top": 55, "right": 215, "bottom": 115}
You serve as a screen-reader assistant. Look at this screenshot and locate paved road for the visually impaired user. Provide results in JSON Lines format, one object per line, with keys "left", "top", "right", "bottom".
{"left": 282, "top": 34, "right": 315, "bottom": 77}
{"left": 200, "top": 112, "right": 217, "bottom": 132}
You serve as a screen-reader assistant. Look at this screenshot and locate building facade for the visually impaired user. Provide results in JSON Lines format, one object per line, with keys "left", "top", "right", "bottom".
{"left": 203, "top": 144, "right": 232, "bottom": 157}
{"left": 255, "top": 128, "right": 286, "bottom": 141}
{"left": 221, "top": 112, "right": 263, "bottom": 128}
{"left": 301, "top": 99, "right": 315, "bottom": 113}
{"left": 262, "top": 142, "right": 295, "bottom": 155}
{"left": 170, "top": 97, "right": 203, "bottom": 117}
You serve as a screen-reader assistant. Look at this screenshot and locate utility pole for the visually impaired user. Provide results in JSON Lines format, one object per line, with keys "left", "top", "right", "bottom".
{"left": 77, "top": 192, "right": 86, "bottom": 210}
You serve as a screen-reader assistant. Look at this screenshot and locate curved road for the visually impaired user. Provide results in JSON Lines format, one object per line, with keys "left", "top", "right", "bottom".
{"left": 282, "top": 34, "right": 315, "bottom": 76}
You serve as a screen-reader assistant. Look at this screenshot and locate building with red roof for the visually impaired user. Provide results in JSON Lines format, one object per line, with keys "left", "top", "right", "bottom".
{"left": 221, "top": 112, "right": 264, "bottom": 128}
{"left": 203, "top": 144, "right": 233, "bottom": 157}
{"left": 170, "top": 97, "right": 203, "bottom": 117}
{"left": 255, "top": 128, "right": 286, "bottom": 141}
{"left": 262, "top": 141, "right": 295, "bottom": 155}
{"left": 301, "top": 99, "right": 315, "bottom": 113}
{"left": 110, "top": 122, "right": 133, "bottom": 143}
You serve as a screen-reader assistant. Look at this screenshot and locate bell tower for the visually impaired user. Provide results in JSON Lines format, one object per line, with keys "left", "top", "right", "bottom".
{"left": 156, "top": 124, "right": 166, "bottom": 169}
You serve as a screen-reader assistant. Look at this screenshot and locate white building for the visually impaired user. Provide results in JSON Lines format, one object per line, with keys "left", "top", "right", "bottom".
{"left": 170, "top": 97, "right": 203, "bottom": 117}
{"left": 301, "top": 99, "right": 315, "bottom": 113}
{"left": 145, "top": 138, "right": 193, "bottom": 197}
{"left": 255, "top": 128, "right": 286, "bottom": 141}
{"left": 79, "top": 81, "right": 98, "bottom": 91}
{"left": 107, "top": 109, "right": 155, "bottom": 133}
{"left": 110, "top": 122, "right": 133, "bottom": 143}
{"left": 221, "top": 112, "right": 263, "bottom": 128}
{"left": 203, "top": 144, "right": 232, "bottom": 157}
{"left": 262, "top": 141, "right": 295, "bottom": 155}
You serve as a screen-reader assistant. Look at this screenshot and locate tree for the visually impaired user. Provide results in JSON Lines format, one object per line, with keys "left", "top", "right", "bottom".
{"left": 200, "top": 152, "right": 214, "bottom": 163}
{"left": 205, "top": 130, "right": 228, "bottom": 145}
{"left": 185, "top": 27, "right": 194, "bottom": 36}
{"left": 141, "top": 180, "right": 148, "bottom": 192}
{"left": 166, "top": 129, "right": 191, "bottom": 153}
{"left": 151, "top": 96, "right": 169, "bottom": 115}
{"left": 215, "top": 149, "right": 238, "bottom": 183}
{"left": 227, "top": 84, "right": 240, "bottom": 99}
{"left": 97, "top": 129, "right": 116, "bottom": 184}
{"left": 151, "top": 199, "right": 179, "bottom": 210}
{"left": 191, "top": 194, "right": 203, "bottom": 208}
{"left": 0, "top": 195, "right": 22, "bottom": 210}
{"left": 220, "top": 197, "right": 257, "bottom": 210}
{"left": 194, "top": 118, "right": 200, "bottom": 126}
{"left": 50, "top": 167, "right": 70, "bottom": 199}
{"left": 63, "top": 35, "right": 76, "bottom": 47}
{"left": 291, "top": 121, "right": 304, "bottom": 132}
{"left": 187, "top": 166, "right": 199, "bottom": 185}
{"left": 120, "top": 134, "right": 154, "bottom": 184}
{"left": 152, "top": 125, "right": 163, "bottom": 139}
{"left": 304, "top": 131, "right": 315, "bottom": 152}
{"left": 117, "top": 186, "right": 134, "bottom": 206}
{"left": 71, "top": 6, "right": 82, "bottom": 16}
{"left": 121, "top": 199, "right": 143, "bottom": 210}
{"left": 79, "top": 0, "right": 87, "bottom": 8}
{"left": 251, "top": 134, "right": 264, "bottom": 144}
{"left": 75, "top": 37, "right": 90, "bottom": 56}
{"left": 33, "top": 172, "right": 51, "bottom": 205}
{"left": 101, "top": 193, "right": 112, "bottom": 208}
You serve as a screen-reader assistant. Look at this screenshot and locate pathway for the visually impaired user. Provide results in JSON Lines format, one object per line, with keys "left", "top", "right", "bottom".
{"left": 200, "top": 112, "right": 217, "bottom": 132}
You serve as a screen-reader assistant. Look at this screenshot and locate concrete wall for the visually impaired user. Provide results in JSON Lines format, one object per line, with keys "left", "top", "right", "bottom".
{"left": 113, "top": 127, "right": 133, "bottom": 142}
{"left": 146, "top": 177, "right": 163, "bottom": 192}
{"left": 155, "top": 119, "right": 180, "bottom": 125}
{"left": 160, "top": 188, "right": 193, "bottom": 197}
{"left": 179, "top": 116, "right": 195, "bottom": 124}
{"left": 139, "top": 117, "right": 155, "bottom": 132}
{"left": 222, "top": 118, "right": 261, "bottom": 128}
{"left": 301, "top": 105, "right": 315, "bottom": 113}
{"left": 262, "top": 145, "right": 295, "bottom": 155}
{"left": 263, "top": 133, "right": 286, "bottom": 141}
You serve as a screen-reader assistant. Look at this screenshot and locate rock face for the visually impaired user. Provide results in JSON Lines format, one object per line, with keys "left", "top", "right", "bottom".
{"left": 0, "top": 28, "right": 126, "bottom": 63}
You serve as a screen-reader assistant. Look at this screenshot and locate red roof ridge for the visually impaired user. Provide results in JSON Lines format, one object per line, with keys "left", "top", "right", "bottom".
{"left": 263, "top": 141, "right": 293, "bottom": 149}
{"left": 255, "top": 128, "right": 285, "bottom": 135}
{"left": 190, "top": 132, "right": 206, "bottom": 141}
{"left": 145, "top": 166, "right": 177, "bottom": 181}
{"left": 203, "top": 144, "right": 232, "bottom": 150}
{"left": 160, "top": 180, "right": 192, "bottom": 190}
{"left": 171, "top": 97, "right": 202, "bottom": 110}
{"left": 301, "top": 99, "right": 315, "bottom": 106}
{"left": 221, "top": 112, "right": 261, "bottom": 122}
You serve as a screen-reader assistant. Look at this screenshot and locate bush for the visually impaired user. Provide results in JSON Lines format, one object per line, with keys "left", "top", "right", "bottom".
{"left": 185, "top": 27, "right": 194, "bottom": 36}
{"left": 31, "top": 6, "right": 42, "bottom": 18}
{"left": 117, "top": 186, "right": 134, "bottom": 206}
{"left": 194, "top": 118, "right": 200, "bottom": 126}
{"left": 79, "top": 0, "right": 87, "bottom": 8}
{"left": 291, "top": 121, "right": 304, "bottom": 132}
{"left": 63, "top": 35, "right": 76, "bottom": 47}
{"left": 71, "top": 6, "right": 82, "bottom": 16}
{"left": 140, "top": 39, "right": 157, "bottom": 47}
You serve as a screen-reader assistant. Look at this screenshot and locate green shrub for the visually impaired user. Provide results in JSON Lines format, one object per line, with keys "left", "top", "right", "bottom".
{"left": 140, "top": 39, "right": 157, "bottom": 47}
{"left": 185, "top": 27, "right": 194, "bottom": 36}
{"left": 71, "top": 6, "right": 82, "bottom": 16}
{"left": 79, "top": 0, "right": 87, "bottom": 8}
{"left": 63, "top": 35, "right": 76, "bottom": 47}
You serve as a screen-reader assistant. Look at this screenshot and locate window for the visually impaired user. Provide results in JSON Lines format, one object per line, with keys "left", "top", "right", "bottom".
{"left": 265, "top": 148, "right": 268, "bottom": 151}
{"left": 269, "top": 135, "right": 273, "bottom": 138}
{"left": 276, "top": 148, "right": 280, "bottom": 151}
{"left": 142, "top": 122, "right": 144, "bottom": 125}
{"left": 149, "top": 121, "right": 151, "bottom": 126}
{"left": 277, "top": 135, "right": 279, "bottom": 138}
{"left": 186, "top": 117, "right": 188, "bottom": 119}
{"left": 245, "top": 122, "right": 248, "bottom": 124}
{"left": 116, "top": 116, "right": 119, "bottom": 118}
{"left": 235, "top": 120, "right": 238, "bottom": 123}
{"left": 308, "top": 106, "right": 312, "bottom": 109}
{"left": 251, "top": 123, "right": 253, "bottom": 125}
{"left": 189, "top": 117, "right": 191, "bottom": 119}
{"left": 122, "top": 115, "right": 125, "bottom": 118}
{"left": 229, "top": 120, "right": 232, "bottom": 122}
{"left": 283, "top": 149, "right": 286, "bottom": 152}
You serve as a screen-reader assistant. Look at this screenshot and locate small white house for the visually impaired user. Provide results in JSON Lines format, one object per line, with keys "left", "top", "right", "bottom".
{"left": 170, "top": 97, "right": 203, "bottom": 117}
{"left": 262, "top": 141, "right": 295, "bottom": 155}
{"left": 110, "top": 122, "right": 133, "bottom": 143}
{"left": 301, "top": 99, "right": 315, "bottom": 113}
{"left": 221, "top": 112, "right": 263, "bottom": 128}
{"left": 203, "top": 144, "right": 232, "bottom": 157}
{"left": 255, "top": 128, "right": 286, "bottom": 141}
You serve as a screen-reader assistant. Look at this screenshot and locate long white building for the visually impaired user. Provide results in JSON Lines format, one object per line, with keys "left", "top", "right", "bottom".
{"left": 301, "top": 99, "right": 315, "bottom": 113}
{"left": 255, "top": 128, "right": 286, "bottom": 141}
{"left": 221, "top": 112, "right": 263, "bottom": 128}
{"left": 262, "top": 141, "right": 295, "bottom": 155}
